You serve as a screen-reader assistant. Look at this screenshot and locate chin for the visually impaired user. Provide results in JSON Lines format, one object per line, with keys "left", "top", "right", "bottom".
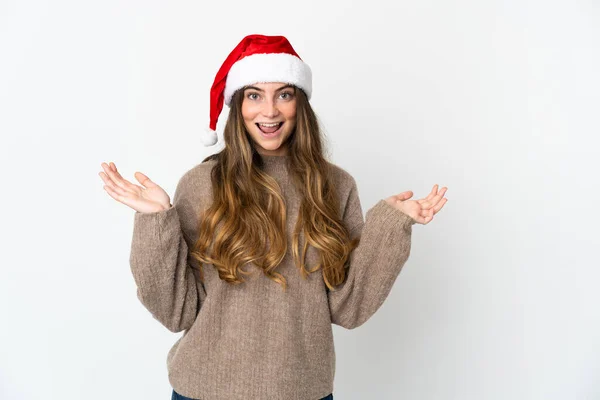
{"left": 258, "top": 139, "right": 285, "bottom": 150}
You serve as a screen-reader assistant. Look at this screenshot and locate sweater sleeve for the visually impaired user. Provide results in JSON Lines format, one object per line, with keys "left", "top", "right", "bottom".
{"left": 128, "top": 174, "right": 202, "bottom": 333}
{"left": 328, "top": 178, "right": 416, "bottom": 329}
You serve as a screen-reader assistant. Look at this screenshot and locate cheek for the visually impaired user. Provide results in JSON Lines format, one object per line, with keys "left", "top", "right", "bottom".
{"left": 241, "top": 101, "right": 257, "bottom": 121}
{"left": 240, "top": 107, "right": 255, "bottom": 132}
{"left": 284, "top": 101, "right": 297, "bottom": 120}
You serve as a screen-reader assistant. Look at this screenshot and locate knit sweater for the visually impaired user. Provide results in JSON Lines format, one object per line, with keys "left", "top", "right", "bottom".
{"left": 129, "top": 153, "right": 416, "bottom": 400}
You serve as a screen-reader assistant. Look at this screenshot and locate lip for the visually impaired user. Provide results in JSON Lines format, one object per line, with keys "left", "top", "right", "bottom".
{"left": 256, "top": 122, "right": 284, "bottom": 138}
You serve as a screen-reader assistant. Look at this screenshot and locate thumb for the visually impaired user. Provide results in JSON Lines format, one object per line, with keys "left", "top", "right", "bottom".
{"left": 395, "top": 191, "right": 413, "bottom": 201}
{"left": 134, "top": 171, "right": 158, "bottom": 189}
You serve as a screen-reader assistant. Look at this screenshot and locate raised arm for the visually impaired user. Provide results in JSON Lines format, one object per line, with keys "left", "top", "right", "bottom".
{"left": 129, "top": 174, "right": 204, "bottom": 332}
{"left": 328, "top": 178, "right": 415, "bottom": 329}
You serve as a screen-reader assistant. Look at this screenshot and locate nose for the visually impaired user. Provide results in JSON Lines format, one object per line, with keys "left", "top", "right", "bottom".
{"left": 261, "top": 98, "right": 280, "bottom": 119}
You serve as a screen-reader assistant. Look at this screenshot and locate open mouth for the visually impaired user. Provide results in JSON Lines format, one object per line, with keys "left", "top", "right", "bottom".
{"left": 256, "top": 122, "right": 284, "bottom": 136}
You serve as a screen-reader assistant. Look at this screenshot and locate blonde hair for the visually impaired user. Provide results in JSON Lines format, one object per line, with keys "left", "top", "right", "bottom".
{"left": 190, "top": 85, "right": 360, "bottom": 292}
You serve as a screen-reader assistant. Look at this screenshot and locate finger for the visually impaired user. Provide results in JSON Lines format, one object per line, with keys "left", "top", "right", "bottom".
{"left": 134, "top": 171, "right": 159, "bottom": 189}
{"left": 110, "top": 162, "right": 130, "bottom": 184}
{"left": 425, "top": 211, "right": 434, "bottom": 224}
{"left": 420, "top": 208, "right": 434, "bottom": 224}
{"left": 413, "top": 208, "right": 432, "bottom": 225}
{"left": 419, "top": 198, "right": 435, "bottom": 209}
{"left": 101, "top": 162, "right": 136, "bottom": 193}
{"left": 425, "top": 184, "right": 438, "bottom": 200}
{"left": 417, "top": 184, "right": 439, "bottom": 205}
{"left": 420, "top": 208, "right": 433, "bottom": 219}
{"left": 429, "top": 187, "right": 448, "bottom": 209}
{"left": 393, "top": 191, "right": 413, "bottom": 202}
{"left": 99, "top": 163, "right": 118, "bottom": 186}
{"left": 422, "top": 186, "right": 448, "bottom": 208}
{"left": 101, "top": 162, "right": 127, "bottom": 191}
{"left": 110, "top": 161, "right": 120, "bottom": 176}
{"left": 110, "top": 162, "right": 146, "bottom": 191}
{"left": 99, "top": 170, "right": 127, "bottom": 197}
{"left": 103, "top": 183, "right": 128, "bottom": 204}
{"left": 431, "top": 197, "right": 448, "bottom": 215}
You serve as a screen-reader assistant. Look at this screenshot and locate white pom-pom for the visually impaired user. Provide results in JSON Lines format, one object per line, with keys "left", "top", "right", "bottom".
{"left": 201, "top": 127, "right": 218, "bottom": 146}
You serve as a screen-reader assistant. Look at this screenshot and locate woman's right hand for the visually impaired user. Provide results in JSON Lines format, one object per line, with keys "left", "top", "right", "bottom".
{"left": 99, "top": 161, "right": 171, "bottom": 213}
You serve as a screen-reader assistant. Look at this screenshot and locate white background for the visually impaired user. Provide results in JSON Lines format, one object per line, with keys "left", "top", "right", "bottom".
{"left": 1, "top": 0, "right": 598, "bottom": 399}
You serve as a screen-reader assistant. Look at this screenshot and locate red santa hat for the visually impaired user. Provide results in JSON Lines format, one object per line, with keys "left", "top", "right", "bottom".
{"left": 202, "top": 34, "right": 313, "bottom": 146}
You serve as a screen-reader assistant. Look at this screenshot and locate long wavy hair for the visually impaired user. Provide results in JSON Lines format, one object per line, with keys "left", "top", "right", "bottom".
{"left": 189, "top": 85, "right": 360, "bottom": 292}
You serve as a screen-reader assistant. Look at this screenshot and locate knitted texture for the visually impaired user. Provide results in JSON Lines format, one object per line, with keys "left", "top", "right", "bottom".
{"left": 129, "top": 154, "right": 415, "bottom": 400}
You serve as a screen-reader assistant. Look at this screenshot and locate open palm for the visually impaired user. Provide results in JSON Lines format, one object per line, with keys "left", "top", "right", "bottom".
{"left": 385, "top": 184, "right": 448, "bottom": 225}
{"left": 99, "top": 161, "right": 171, "bottom": 213}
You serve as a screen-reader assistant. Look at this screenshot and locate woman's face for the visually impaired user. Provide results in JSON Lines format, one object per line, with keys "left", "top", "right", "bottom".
{"left": 241, "top": 82, "right": 297, "bottom": 156}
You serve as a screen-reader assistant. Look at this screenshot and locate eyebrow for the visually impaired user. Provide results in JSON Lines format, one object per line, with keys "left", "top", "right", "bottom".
{"left": 244, "top": 84, "right": 295, "bottom": 92}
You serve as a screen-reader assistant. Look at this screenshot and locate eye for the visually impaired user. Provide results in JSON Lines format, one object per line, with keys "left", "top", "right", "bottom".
{"left": 280, "top": 91, "right": 294, "bottom": 100}
{"left": 247, "top": 92, "right": 259, "bottom": 100}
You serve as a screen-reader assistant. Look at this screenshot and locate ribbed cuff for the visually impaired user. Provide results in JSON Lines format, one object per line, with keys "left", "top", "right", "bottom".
{"left": 366, "top": 199, "right": 416, "bottom": 233}
{"left": 130, "top": 205, "right": 181, "bottom": 283}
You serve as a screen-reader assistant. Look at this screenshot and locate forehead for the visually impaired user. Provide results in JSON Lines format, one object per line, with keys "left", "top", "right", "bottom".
{"left": 244, "top": 82, "right": 293, "bottom": 91}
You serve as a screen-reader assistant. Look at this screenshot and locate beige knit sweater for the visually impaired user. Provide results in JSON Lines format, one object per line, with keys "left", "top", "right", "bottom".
{"left": 129, "top": 153, "right": 415, "bottom": 400}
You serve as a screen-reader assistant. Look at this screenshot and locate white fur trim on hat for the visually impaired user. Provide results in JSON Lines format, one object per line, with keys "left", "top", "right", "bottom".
{"left": 223, "top": 53, "right": 312, "bottom": 106}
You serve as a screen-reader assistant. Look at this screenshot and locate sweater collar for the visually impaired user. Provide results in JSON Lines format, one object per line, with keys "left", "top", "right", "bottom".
{"left": 260, "top": 153, "right": 290, "bottom": 172}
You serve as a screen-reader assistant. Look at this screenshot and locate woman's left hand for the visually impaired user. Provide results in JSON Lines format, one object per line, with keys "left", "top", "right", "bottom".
{"left": 385, "top": 184, "right": 448, "bottom": 225}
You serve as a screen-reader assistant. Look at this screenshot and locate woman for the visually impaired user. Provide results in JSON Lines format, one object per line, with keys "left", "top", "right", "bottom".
{"left": 99, "top": 34, "right": 447, "bottom": 400}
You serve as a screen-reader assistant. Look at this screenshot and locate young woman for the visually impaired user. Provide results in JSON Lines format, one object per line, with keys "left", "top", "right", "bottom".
{"left": 99, "top": 34, "right": 447, "bottom": 400}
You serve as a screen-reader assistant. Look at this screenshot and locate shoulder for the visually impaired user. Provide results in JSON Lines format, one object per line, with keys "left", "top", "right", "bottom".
{"left": 325, "top": 161, "right": 361, "bottom": 218}
{"left": 179, "top": 158, "right": 217, "bottom": 184}
{"left": 325, "top": 160, "right": 358, "bottom": 192}
{"left": 173, "top": 158, "right": 218, "bottom": 200}
{"left": 324, "top": 160, "right": 363, "bottom": 220}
